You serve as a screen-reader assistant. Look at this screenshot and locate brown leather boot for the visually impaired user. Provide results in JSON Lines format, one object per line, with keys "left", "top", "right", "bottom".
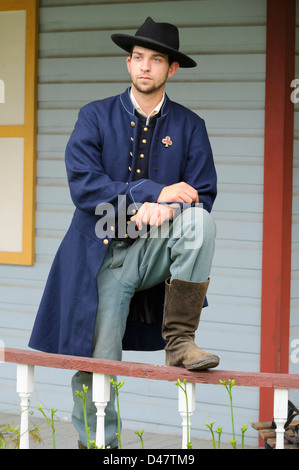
{"left": 162, "top": 278, "right": 220, "bottom": 370}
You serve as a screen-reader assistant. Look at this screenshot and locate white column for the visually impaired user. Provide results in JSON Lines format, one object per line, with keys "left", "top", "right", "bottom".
{"left": 92, "top": 373, "right": 111, "bottom": 449}
{"left": 273, "top": 388, "right": 289, "bottom": 449}
{"left": 16, "top": 364, "right": 34, "bottom": 449}
{"left": 178, "top": 381, "right": 196, "bottom": 449}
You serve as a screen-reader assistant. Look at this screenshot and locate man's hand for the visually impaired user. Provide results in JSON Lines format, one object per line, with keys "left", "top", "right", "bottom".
{"left": 130, "top": 202, "right": 174, "bottom": 229}
{"left": 157, "top": 182, "right": 199, "bottom": 204}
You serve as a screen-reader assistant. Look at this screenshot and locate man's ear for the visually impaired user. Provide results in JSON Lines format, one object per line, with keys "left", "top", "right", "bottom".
{"left": 168, "top": 61, "right": 180, "bottom": 78}
{"left": 126, "top": 56, "right": 131, "bottom": 73}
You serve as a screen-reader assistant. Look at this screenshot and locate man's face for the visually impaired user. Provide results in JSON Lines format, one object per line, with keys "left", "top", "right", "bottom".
{"left": 126, "top": 46, "right": 179, "bottom": 95}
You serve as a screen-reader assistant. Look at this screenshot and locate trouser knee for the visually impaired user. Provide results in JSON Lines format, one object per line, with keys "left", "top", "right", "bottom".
{"left": 175, "top": 207, "right": 216, "bottom": 248}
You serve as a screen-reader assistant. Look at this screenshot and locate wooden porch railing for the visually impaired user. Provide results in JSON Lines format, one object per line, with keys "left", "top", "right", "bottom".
{"left": 3, "top": 347, "right": 299, "bottom": 449}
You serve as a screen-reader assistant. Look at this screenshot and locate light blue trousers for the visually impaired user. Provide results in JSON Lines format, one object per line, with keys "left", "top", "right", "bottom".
{"left": 71, "top": 207, "right": 216, "bottom": 447}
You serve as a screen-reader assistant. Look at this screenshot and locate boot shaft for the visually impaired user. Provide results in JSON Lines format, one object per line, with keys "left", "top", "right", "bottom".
{"left": 161, "top": 278, "right": 219, "bottom": 370}
{"left": 162, "top": 278, "right": 209, "bottom": 338}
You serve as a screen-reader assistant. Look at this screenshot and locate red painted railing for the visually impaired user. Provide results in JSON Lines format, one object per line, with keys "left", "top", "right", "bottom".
{"left": 3, "top": 347, "right": 299, "bottom": 449}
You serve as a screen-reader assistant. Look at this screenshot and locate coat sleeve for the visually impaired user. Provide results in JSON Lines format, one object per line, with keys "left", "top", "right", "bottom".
{"left": 65, "top": 104, "right": 165, "bottom": 215}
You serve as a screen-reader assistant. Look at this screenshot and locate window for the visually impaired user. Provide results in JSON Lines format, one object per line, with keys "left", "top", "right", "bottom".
{"left": 0, "top": 0, "right": 39, "bottom": 265}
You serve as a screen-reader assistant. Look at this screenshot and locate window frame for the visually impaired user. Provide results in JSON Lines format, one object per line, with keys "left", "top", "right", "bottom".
{"left": 0, "top": 0, "right": 39, "bottom": 265}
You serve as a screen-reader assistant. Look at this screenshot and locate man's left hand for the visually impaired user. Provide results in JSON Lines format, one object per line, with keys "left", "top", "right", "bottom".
{"left": 130, "top": 202, "right": 174, "bottom": 229}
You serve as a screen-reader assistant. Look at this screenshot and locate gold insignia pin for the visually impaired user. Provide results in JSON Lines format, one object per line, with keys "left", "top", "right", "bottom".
{"left": 162, "top": 136, "right": 172, "bottom": 147}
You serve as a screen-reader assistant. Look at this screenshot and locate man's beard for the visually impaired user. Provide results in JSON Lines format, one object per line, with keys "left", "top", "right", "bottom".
{"left": 131, "top": 74, "right": 168, "bottom": 95}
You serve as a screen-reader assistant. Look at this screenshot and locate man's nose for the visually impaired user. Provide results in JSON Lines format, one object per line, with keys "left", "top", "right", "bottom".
{"left": 140, "top": 59, "right": 150, "bottom": 71}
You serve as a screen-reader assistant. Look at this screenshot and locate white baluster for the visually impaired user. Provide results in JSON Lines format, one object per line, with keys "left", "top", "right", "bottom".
{"left": 16, "top": 364, "right": 34, "bottom": 449}
{"left": 92, "top": 373, "right": 111, "bottom": 449}
{"left": 178, "top": 381, "right": 196, "bottom": 449}
{"left": 273, "top": 388, "right": 288, "bottom": 449}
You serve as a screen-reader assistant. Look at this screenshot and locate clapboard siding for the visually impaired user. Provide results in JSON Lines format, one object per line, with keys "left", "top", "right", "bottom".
{"left": 38, "top": 82, "right": 265, "bottom": 109}
{"left": 39, "top": 54, "right": 266, "bottom": 83}
{"left": 0, "top": 0, "right": 268, "bottom": 446}
{"left": 39, "top": 26, "right": 266, "bottom": 58}
{"left": 39, "top": 0, "right": 266, "bottom": 31}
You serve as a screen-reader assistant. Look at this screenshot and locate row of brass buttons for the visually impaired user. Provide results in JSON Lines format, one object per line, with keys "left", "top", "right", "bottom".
{"left": 130, "top": 137, "right": 147, "bottom": 143}
{"left": 131, "top": 121, "right": 148, "bottom": 133}
{"left": 102, "top": 121, "right": 139, "bottom": 245}
{"left": 128, "top": 167, "right": 142, "bottom": 174}
{"left": 103, "top": 209, "right": 137, "bottom": 245}
{"left": 129, "top": 121, "right": 148, "bottom": 174}
{"left": 130, "top": 152, "right": 144, "bottom": 159}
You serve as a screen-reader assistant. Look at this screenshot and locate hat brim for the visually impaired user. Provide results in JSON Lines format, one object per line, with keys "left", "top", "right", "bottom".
{"left": 111, "top": 33, "right": 197, "bottom": 68}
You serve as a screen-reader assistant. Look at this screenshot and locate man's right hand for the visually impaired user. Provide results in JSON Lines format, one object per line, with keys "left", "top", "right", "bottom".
{"left": 157, "top": 182, "right": 199, "bottom": 204}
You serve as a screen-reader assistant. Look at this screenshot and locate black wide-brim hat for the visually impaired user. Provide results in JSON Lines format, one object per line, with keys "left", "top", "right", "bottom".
{"left": 111, "top": 17, "right": 197, "bottom": 68}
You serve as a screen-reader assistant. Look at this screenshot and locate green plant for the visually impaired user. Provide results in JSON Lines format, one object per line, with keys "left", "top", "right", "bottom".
{"left": 175, "top": 378, "right": 192, "bottom": 449}
{"left": 205, "top": 421, "right": 216, "bottom": 449}
{"left": 0, "top": 422, "right": 20, "bottom": 448}
{"left": 110, "top": 378, "right": 125, "bottom": 449}
{"left": 74, "top": 384, "right": 100, "bottom": 449}
{"left": 220, "top": 379, "right": 236, "bottom": 448}
{"left": 241, "top": 424, "right": 248, "bottom": 449}
{"left": 0, "top": 416, "right": 42, "bottom": 449}
{"left": 205, "top": 379, "right": 248, "bottom": 449}
{"left": 135, "top": 429, "right": 145, "bottom": 449}
{"left": 215, "top": 426, "right": 223, "bottom": 448}
{"left": 75, "top": 384, "right": 93, "bottom": 449}
{"left": 204, "top": 422, "right": 223, "bottom": 449}
{"left": 38, "top": 404, "right": 57, "bottom": 449}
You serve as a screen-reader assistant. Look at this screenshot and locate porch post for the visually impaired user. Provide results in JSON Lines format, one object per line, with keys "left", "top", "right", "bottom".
{"left": 260, "top": 0, "right": 295, "bottom": 425}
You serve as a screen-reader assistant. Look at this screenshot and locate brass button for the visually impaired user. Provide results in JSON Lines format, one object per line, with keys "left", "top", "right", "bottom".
{"left": 110, "top": 226, "right": 115, "bottom": 232}
{"left": 142, "top": 139, "right": 147, "bottom": 144}
{"left": 143, "top": 127, "right": 148, "bottom": 132}
{"left": 128, "top": 166, "right": 132, "bottom": 171}
{"left": 140, "top": 153, "right": 145, "bottom": 159}
{"left": 132, "top": 209, "right": 137, "bottom": 214}
{"left": 130, "top": 151, "right": 133, "bottom": 157}
{"left": 131, "top": 137, "right": 134, "bottom": 141}
{"left": 136, "top": 169, "right": 141, "bottom": 174}
{"left": 103, "top": 239, "right": 109, "bottom": 245}
{"left": 131, "top": 121, "right": 135, "bottom": 127}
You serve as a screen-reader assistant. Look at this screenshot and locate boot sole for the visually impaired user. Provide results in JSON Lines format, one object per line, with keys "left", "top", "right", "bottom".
{"left": 185, "top": 356, "right": 220, "bottom": 371}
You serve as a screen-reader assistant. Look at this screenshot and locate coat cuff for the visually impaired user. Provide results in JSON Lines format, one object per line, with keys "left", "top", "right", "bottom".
{"left": 128, "top": 179, "right": 165, "bottom": 208}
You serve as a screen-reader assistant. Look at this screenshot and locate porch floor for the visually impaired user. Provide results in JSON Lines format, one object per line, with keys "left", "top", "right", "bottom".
{"left": 0, "top": 411, "right": 256, "bottom": 449}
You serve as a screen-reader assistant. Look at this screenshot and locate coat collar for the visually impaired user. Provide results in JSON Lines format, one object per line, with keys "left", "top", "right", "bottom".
{"left": 120, "top": 87, "right": 172, "bottom": 119}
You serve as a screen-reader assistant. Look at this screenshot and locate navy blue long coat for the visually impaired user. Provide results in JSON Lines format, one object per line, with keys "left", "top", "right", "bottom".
{"left": 29, "top": 88, "right": 217, "bottom": 358}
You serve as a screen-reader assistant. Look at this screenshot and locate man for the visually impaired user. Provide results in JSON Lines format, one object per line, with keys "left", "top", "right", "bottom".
{"left": 29, "top": 17, "right": 219, "bottom": 448}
